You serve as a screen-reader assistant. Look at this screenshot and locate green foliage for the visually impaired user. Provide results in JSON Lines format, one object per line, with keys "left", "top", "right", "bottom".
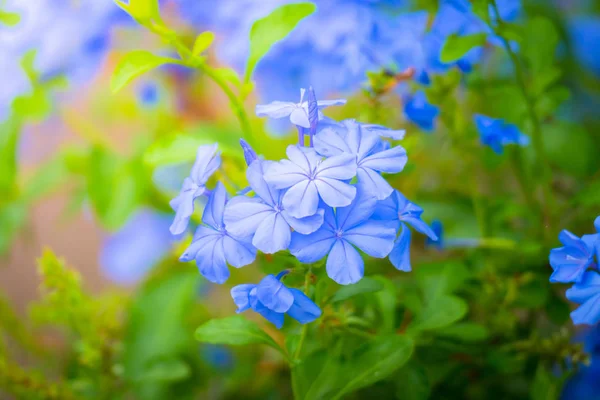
{"left": 111, "top": 51, "right": 181, "bottom": 93}
{"left": 328, "top": 277, "right": 383, "bottom": 303}
{"left": 192, "top": 31, "right": 215, "bottom": 56}
{"left": 115, "top": 0, "right": 163, "bottom": 27}
{"left": 0, "top": 10, "right": 20, "bottom": 26}
{"left": 440, "top": 33, "right": 488, "bottom": 63}
{"left": 244, "top": 2, "right": 317, "bottom": 83}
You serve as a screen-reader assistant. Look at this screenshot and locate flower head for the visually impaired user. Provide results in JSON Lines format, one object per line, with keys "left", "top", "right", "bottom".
{"left": 403, "top": 91, "right": 439, "bottom": 132}
{"left": 373, "top": 190, "right": 438, "bottom": 271}
{"left": 314, "top": 119, "right": 407, "bottom": 200}
{"left": 474, "top": 114, "right": 530, "bottom": 154}
{"left": 290, "top": 187, "right": 397, "bottom": 285}
{"left": 264, "top": 145, "right": 357, "bottom": 218}
{"left": 169, "top": 144, "right": 221, "bottom": 235}
{"left": 180, "top": 182, "right": 256, "bottom": 284}
{"left": 224, "top": 159, "right": 324, "bottom": 253}
{"left": 549, "top": 218, "right": 600, "bottom": 283}
{"left": 231, "top": 273, "right": 321, "bottom": 329}
{"left": 566, "top": 271, "right": 600, "bottom": 325}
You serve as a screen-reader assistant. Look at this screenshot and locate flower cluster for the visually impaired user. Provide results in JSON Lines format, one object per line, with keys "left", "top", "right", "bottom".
{"left": 169, "top": 87, "right": 437, "bottom": 327}
{"left": 549, "top": 216, "right": 600, "bottom": 325}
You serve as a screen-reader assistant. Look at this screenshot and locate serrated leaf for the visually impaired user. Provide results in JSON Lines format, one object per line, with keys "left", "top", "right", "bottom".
{"left": 328, "top": 277, "right": 383, "bottom": 304}
{"left": 192, "top": 31, "right": 215, "bottom": 56}
{"left": 440, "top": 33, "right": 487, "bottom": 63}
{"left": 195, "top": 315, "right": 282, "bottom": 353}
{"left": 111, "top": 51, "right": 179, "bottom": 93}
{"left": 244, "top": 2, "right": 316, "bottom": 83}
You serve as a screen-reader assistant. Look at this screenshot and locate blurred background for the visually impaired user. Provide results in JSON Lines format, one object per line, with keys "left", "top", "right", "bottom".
{"left": 1, "top": 0, "right": 600, "bottom": 399}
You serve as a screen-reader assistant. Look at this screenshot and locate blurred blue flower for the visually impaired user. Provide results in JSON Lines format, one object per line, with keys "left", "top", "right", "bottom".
{"left": 561, "top": 326, "right": 600, "bottom": 399}
{"left": 403, "top": 91, "right": 439, "bottom": 132}
{"left": 138, "top": 81, "right": 159, "bottom": 107}
{"left": 201, "top": 345, "right": 234, "bottom": 370}
{"left": 224, "top": 159, "right": 324, "bottom": 253}
{"left": 568, "top": 16, "right": 600, "bottom": 77}
{"left": 180, "top": 182, "right": 256, "bottom": 284}
{"left": 426, "top": 219, "right": 444, "bottom": 250}
{"left": 549, "top": 221, "right": 599, "bottom": 283}
{"left": 170, "top": 144, "right": 221, "bottom": 235}
{"left": 231, "top": 272, "right": 321, "bottom": 328}
{"left": 263, "top": 145, "right": 357, "bottom": 218}
{"left": 100, "top": 209, "right": 173, "bottom": 285}
{"left": 566, "top": 271, "right": 600, "bottom": 325}
{"left": 289, "top": 187, "right": 397, "bottom": 285}
{"left": 474, "top": 114, "right": 530, "bottom": 154}
{"left": 314, "top": 119, "right": 407, "bottom": 200}
{"left": 373, "top": 190, "right": 438, "bottom": 271}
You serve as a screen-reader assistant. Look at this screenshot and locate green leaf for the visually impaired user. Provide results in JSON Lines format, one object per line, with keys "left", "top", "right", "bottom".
{"left": 440, "top": 33, "right": 487, "bottom": 63}
{"left": 328, "top": 277, "right": 383, "bottom": 303}
{"left": 192, "top": 32, "right": 215, "bottom": 56}
{"left": 137, "top": 357, "right": 191, "bottom": 383}
{"left": 531, "top": 364, "right": 559, "bottom": 400}
{"left": 435, "top": 322, "right": 489, "bottom": 342}
{"left": 111, "top": 51, "right": 179, "bottom": 93}
{"left": 115, "top": 0, "right": 162, "bottom": 25}
{"left": 408, "top": 295, "right": 468, "bottom": 332}
{"left": 331, "top": 335, "right": 414, "bottom": 400}
{"left": 373, "top": 276, "right": 397, "bottom": 334}
{"left": 522, "top": 17, "right": 559, "bottom": 74}
{"left": 0, "top": 201, "right": 27, "bottom": 255}
{"left": 195, "top": 315, "right": 282, "bottom": 353}
{"left": 0, "top": 11, "right": 21, "bottom": 26}
{"left": 394, "top": 362, "right": 431, "bottom": 400}
{"left": 543, "top": 121, "right": 594, "bottom": 178}
{"left": 213, "top": 67, "right": 242, "bottom": 88}
{"left": 21, "top": 156, "right": 68, "bottom": 204}
{"left": 415, "top": 261, "right": 470, "bottom": 301}
{"left": 244, "top": 2, "right": 316, "bottom": 83}
{"left": 12, "top": 88, "right": 52, "bottom": 121}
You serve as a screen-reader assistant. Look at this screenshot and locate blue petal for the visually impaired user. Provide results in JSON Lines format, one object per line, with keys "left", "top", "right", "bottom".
{"left": 240, "top": 139, "right": 258, "bottom": 166}
{"left": 255, "top": 101, "right": 296, "bottom": 118}
{"left": 282, "top": 180, "right": 320, "bottom": 218}
{"left": 389, "top": 223, "right": 412, "bottom": 272}
{"left": 246, "top": 159, "right": 280, "bottom": 206}
{"left": 285, "top": 145, "right": 322, "bottom": 174}
{"left": 566, "top": 272, "right": 600, "bottom": 304}
{"left": 360, "top": 145, "right": 408, "bottom": 173}
{"left": 290, "top": 107, "right": 310, "bottom": 128}
{"left": 315, "top": 152, "right": 357, "bottom": 180}
{"left": 179, "top": 226, "right": 221, "bottom": 262}
{"left": 256, "top": 275, "right": 295, "bottom": 313}
{"left": 335, "top": 186, "right": 378, "bottom": 230}
{"left": 287, "top": 288, "right": 322, "bottom": 324}
{"left": 223, "top": 196, "right": 273, "bottom": 237}
{"left": 326, "top": 239, "right": 364, "bottom": 285}
{"left": 344, "top": 121, "right": 381, "bottom": 161}
{"left": 314, "top": 178, "right": 356, "bottom": 208}
{"left": 361, "top": 123, "right": 406, "bottom": 140}
{"left": 357, "top": 167, "right": 394, "bottom": 201}
{"left": 196, "top": 237, "right": 230, "bottom": 284}
{"left": 343, "top": 220, "right": 397, "bottom": 258}
{"left": 571, "top": 294, "right": 600, "bottom": 326}
{"left": 169, "top": 178, "right": 205, "bottom": 235}
{"left": 222, "top": 235, "right": 256, "bottom": 268}
{"left": 252, "top": 212, "right": 291, "bottom": 253}
{"left": 190, "top": 144, "right": 221, "bottom": 184}
{"left": 250, "top": 288, "right": 285, "bottom": 329}
{"left": 231, "top": 284, "right": 256, "bottom": 312}
{"left": 203, "top": 182, "right": 228, "bottom": 230}
{"left": 372, "top": 192, "right": 400, "bottom": 221}
{"left": 264, "top": 160, "right": 307, "bottom": 189}
{"left": 314, "top": 126, "right": 350, "bottom": 157}
{"left": 549, "top": 247, "right": 591, "bottom": 283}
{"left": 595, "top": 216, "right": 600, "bottom": 233}
{"left": 289, "top": 229, "right": 336, "bottom": 263}
{"left": 282, "top": 209, "right": 324, "bottom": 235}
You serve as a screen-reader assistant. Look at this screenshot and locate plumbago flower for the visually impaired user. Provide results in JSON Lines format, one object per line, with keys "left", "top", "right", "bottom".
{"left": 474, "top": 114, "right": 530, "bottom": 154}
{"left": 403, "top": 91, "right": 439, "bottom": 132}
{"left": 231, "top": 272, "right": 321, "bottom": 328}
{"left": 549, "top": 216, "right": 600, "bottom": 325}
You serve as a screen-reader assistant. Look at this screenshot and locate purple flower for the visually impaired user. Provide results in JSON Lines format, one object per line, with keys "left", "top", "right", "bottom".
{"left": 566, "top": 271, "right": 600, "bottom": 325}
{"left": 549, "top": 217, "right": 600, "bottom": 283}
{"left": 264, "top": 145, "right": 357, "bottom": 218}
{"left": 255, "top": 88, "right": 346, "bottom": 130}
{"left": 180, "top": 182, "right": 256, "bottom": 284}
{"left": 474, "top": 114, "right": 530, "bottom": 154}
{"left": 231, "top": 273, "right": 321, "bottom": 329}
{"left": 373, "top": 190, "right": 438, "bottom": 271}
{"left": 169, "top": 144, "right": 221, "bottom": 235}
{"left": 289, "top": 187, "right": 397, "bottom": 285}
{"left": 403, "top": 91, "right": 439, "bottom": 132}
{"left": 223, "top": 159, "right": 324, "bottom": 253}
{"left": 314, "top": 119, "right": 407, "bottom": 200}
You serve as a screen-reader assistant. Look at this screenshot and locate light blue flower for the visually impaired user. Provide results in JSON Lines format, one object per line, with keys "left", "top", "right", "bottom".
{"left": 373, "top": 190, "right": 438, "bottom": 271}
{"left": 99, "top": 209, "right": 173, "bottom": 285}
{"left": 180, "top": 182, "right": 256, "bottom": 284}
{"left": 314, "top": 119, "right": 407, "bottom": 200}
{"left": 264, "top": 145, "right": 357, "bottom": 218}
{"left": 549, "top": 217, "right": 600, "bottom": 283}
{"left": 289, "top": 188, "right": 397, "bottom": 285}
{"left": 255, "top": 88, "right": 345, "bottom": 130}
{"left": 224, "top": 159, "right": 324, "bottom": 253}
{"left": 566, "top": 271, "right": 600, "bottom": 325}
{"left": 474, "top": 114, "right": 530, "bottom": 154}
{"left": 239, "top": 139, "right": 258, "bottom": 166}
{"left": 170, "top": 144, "right": 221, "bottom": 235}
{"left": 231, "top": 272, "right": 321, "bottom": 328}
{"left": 403, "top": 91, "right": 439, "bottom": 132}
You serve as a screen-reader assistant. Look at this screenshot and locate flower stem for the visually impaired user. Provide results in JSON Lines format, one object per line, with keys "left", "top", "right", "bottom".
{"left": 293, "top": 268, "right": 312, "bottom": 362}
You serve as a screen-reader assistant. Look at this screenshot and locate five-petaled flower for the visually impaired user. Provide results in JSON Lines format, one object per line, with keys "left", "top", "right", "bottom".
{"left": 231, "top": 272, "right": 321, "bottom": 328}
{"left": 264, "top": 145, "right": 357, "bottom": 218}
{"left": 289, "top": 187, "right": 397, "bottom": 285}
{"left": 170, "top": 144, "right": 221, "bottom": 235}
{"left": 474, "top": 114, "right": 530, "bottom": 154}
{"left": 180, "top": 182, "right": 256, "bottom": 284}
{"left": 566, "top": 271, "right": 600, "bottom": 325}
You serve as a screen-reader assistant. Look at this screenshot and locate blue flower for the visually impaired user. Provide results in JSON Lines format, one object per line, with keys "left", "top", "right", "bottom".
{"left": 549, "top": 217, "right": 600, "bottom": 283}
{"left": 180, "top": 182, "right": 256, "bottom": 284}
{"left": 566, "top": 271, "right": 600, "bottom": 325}
{"left": 170, "top": 144, "right": 221, "bottom": 235}
{"left": 138, "top": 81, "right": 159, "bottom": 107}
{"left": 264, "top": 145, "right": 357, "bottom": 218}
{"left": 256, "top": 88, "right": 345, "bottom": 130}
{"left": 239, "top": 139, "right": 258, "bottom": 166}
{"left": 231, "top": 273, "right": 321, "bottom": 329}
{"left": 223, "top": 159, "right": 324, "bottom": 253}
{"left": 314, "top": 119, "right": 407, "bottom": 200}
{"left": 403, "top": 91, "right": 439, "bottom": 132}
{"left": 289, "top": 187, "right": 397, "bottom": 285}
{"left": 474, "top": 114, "right": 530, "bottom": 154}
{"left": 100, "top": 209, "right": 173, "bottom": 285}
{"left": 426, "top": 219, "right": 444, "bottom": 250}
{"left": 373, "top": 190, "right": 438, "bottom": 271}
{"left": 561, "top": 326, "right": 600, "bottom": 399}
{"left": 568, "top": 16, "right": 600, "bottom": 78}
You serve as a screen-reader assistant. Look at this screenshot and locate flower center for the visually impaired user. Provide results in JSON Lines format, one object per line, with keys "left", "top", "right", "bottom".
{"left": 335, "top": 229, "right": 344, "bottom": 238}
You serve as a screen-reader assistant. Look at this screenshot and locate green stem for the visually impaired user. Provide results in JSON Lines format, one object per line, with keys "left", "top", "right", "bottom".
{"left": 293, "top": 269, "right": 312, "bottom": 362}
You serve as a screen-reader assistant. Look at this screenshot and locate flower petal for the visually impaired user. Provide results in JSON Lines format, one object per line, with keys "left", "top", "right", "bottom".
{"left": 344, "top": 220, "right": 397, "bottom": 258}
{"left": 389, "top": 223, "right": 412, "bottom": 272}
{"left": 256, "top": 275, "right": 294, "bottom": 313}
{"left": 335, "top": 186, "right": 378, "bottom": 230}
{"left": 316, "top": 152, "right": 357, "bottom": 180}
{"left": 222, "top": 235, "right": 256, "bottom": 268}
{"left": 566, "top": 271, "right": 600, "bottom": 304}
{"left": 203, "top": 182, "right": 228, "bottom": 230}
{"left": 286, "top": 145, "right": 321, "bottom": 173}
{"left": 314, "top": 126, "right": 350, "bottom": 157}
{"left": 282, "top": 209, "right": 324, "bottom": 235}
{"left": 287, "top": 288, "right": 322, "bottom": 324}
{"left": 357, "top": 167, "right": 394, "bottom": 201}
{"left": 362, "top": 123, "right": 406, "bottom": 140}
{"left": 190, "top": 144, "right": 221, "bottom": 184}
{"left": 289, "top": 229, "right": 336, "bottom": 263}
{"left": 224, "top": 196, "right": 274, "bottom": 237}
{"left": 247, "top": 159, "right": 280, "bottom": 206}
{"left": 316, "top": 99, "right": 346, "bottom": 108}
{"left": 290, "top": 107, "right": 310, "bottom": 128}
{"left": 250, "top": 288, "right": 285, "bottom": 328}
{"left": 231, "top": 284, "right": 256, "bottom": 313}
{"left": 326, "top": 239, "right": 364, "bottom": 285}
{"left": 196, "top": 237, "right": 230, "bottom": 284}
{"left": 169, "top": 181, "right": 202, "bottom": 235}
{"left": 360, "top": 145, "right": 408, "bottom": 173}
{"left": 264, "top": 160, "right": 307, "bottom": 189}
{"left": 282, "top": 180, "right": 320, "bottom": 218}
{"left": 571, "top": 293, "right": 600, "bottom": 326}
{"left": 344, "top": 121, "right": 380, "bottom": 160}
{"left": 314, "top": 178, "right": 356, "bottom": 208}
{"left": 255, "top": 101, "right": 296, "bottom": 118}
{"left": 252, "top": 212, "right": 291, "bottom": 253}
{"left": 180, "top": 226, "right": 221, "bottom": 261}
